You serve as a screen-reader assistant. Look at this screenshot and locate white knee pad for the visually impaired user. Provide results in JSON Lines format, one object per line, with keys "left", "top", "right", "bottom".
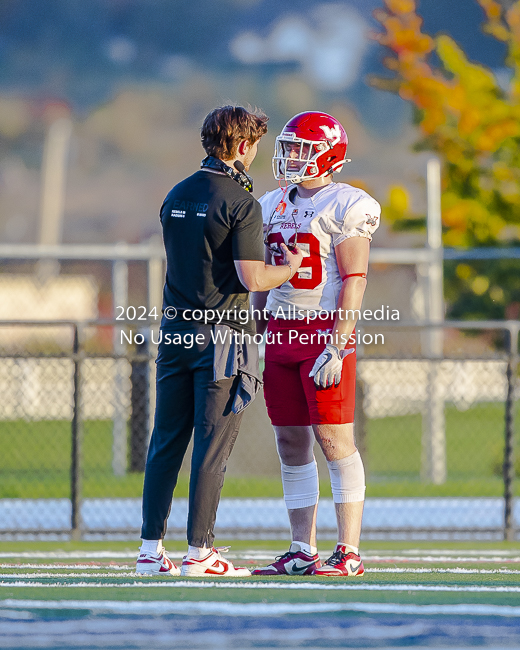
{"left": 327, "top": 450, "right": 366, "bottom": 503}
{"left": 281, "top": 459, "right": 319, "bottom": 510}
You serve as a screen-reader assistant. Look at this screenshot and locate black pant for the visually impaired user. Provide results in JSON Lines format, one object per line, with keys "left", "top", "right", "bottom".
{"left": 141, "top": 323, "right": 243, "bottom": 547}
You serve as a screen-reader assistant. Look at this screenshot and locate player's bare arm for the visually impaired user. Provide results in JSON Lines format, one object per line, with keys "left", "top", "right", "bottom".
{"left": 331, "top": 236, "right": 370, "bottom": 348}
{"left": 309, "top": 236, "right": 370, "bottom": 389}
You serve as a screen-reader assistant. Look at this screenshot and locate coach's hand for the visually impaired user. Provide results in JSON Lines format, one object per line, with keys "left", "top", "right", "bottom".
{"left": 281, "top": 243, "right": 304, "bottom": 273}
{"left": 309, "top": 344, "right": 355, "bottom": 389}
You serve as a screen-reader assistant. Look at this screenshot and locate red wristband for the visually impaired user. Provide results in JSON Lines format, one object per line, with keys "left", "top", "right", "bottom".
{"left": 341, "top": 272, "right": 367, "bottom": 281}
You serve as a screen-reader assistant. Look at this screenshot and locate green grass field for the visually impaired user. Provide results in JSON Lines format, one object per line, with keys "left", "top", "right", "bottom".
{"left": 0, "top": 402, "right": 517, "bottom": 499}
{"left": 2, "top": 540, "right": 520, "bottom": 648}
{"left": 1, "top": 539, "right": 520, "bottom": 607}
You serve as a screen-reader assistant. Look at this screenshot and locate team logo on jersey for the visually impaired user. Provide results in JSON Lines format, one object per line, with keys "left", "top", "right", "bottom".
{"left": 304, "top": 210, "right": 315, "bottom": 219}
{"left": 275, "top": 200, "right": 287, "bottom": 215}
{"left": 366, "top": 214, "right": 378, "bottom": 226}
{"left": 321, "top": 124, "right": 341, "bottom": 145}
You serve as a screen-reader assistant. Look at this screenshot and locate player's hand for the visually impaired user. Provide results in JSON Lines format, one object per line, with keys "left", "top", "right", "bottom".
{"left": 309, "top": 344, "right": 355, "bottom": 389}
{"left": 280, "top": 243, "right": 304, "bottom": 271}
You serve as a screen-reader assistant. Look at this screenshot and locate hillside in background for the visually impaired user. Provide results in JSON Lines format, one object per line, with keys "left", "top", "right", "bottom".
{"left": 0, "top": 0, "right": 505, "bottom": 112}
{"left": 0, "top": 0, "right": 508, "bottom": 245}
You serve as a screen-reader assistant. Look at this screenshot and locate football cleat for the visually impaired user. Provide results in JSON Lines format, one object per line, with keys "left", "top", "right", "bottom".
{"left": 251, "top": 542, "right": 321, "bottom": 576}
{"left": 314, "top": 545, "right": 364, "bottom": 577}
{"left": 181, "top": 547, "right": 251, "bottom": 577}
{"left": 135, "top": 548, "right": 180, "bottom": 576}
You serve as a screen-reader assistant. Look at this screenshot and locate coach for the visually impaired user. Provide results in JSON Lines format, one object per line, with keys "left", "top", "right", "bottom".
{"left": 136, "top": 105, "right": 303, "bottom": 578}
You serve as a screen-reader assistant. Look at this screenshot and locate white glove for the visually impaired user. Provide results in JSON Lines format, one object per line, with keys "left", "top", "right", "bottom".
{"left": 309, "top": 344, "right": 355, "bottom": 388}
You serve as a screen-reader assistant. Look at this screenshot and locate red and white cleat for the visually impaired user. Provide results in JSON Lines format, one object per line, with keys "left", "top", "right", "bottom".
{"left": 314, "top": 544, "right": 364, "bottom": 577}
{"left": 181, "top": 547, "right": 251, "bottom": 577}
{"left": 251, "top": 542, "right": 321, "bottom": 576}
{"left": 135, "top": 548, "right": 180, "bottom": 576}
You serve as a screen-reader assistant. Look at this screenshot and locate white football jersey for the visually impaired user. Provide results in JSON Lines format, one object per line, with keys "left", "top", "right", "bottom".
{"left": 258, "top": 182, "right": 380, "bottom": 315}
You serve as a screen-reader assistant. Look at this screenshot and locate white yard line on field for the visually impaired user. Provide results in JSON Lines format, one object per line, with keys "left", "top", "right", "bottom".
{"left": 2, "top": 599, "right": 520, "bottom": 618}
{"left": 367, "top": 567, "right": 520, "bottom": 574}
{"left": 2, "top": 551, "right": 520, "bottom": 563}
{"left": 0, "top": 573, "right": 137, "bottom": 578}
{"left": 0, "top": 564, "right": 132, "bottom": 570}
{"left": 365, "top": 555, "right": 520, "bottom": 564}
{"left": 401, "top": 549, "right": 520, "bottom": 556}
{"left": 1, "top": 580, "right": 520, "bottom": 593}
{"left": 2, "top": 567, "right": 520, "bottom": 577}
{"left": 0, "top": 552, "right": 139, "bottom": 559}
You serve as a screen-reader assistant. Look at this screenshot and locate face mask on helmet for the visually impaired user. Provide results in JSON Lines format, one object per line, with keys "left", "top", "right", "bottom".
{"left": 272, "top": 112, "right": 350, "bottom": 184}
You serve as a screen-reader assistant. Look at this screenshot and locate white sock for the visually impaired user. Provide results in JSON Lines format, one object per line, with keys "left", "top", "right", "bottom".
{"left": 140, "top": 539, "right": 162, "bottom": 554}
{"left": 292, "top": 540, "right": 317, "bottom": 556}
{"left": 187, "top": 545, "right": 210, "bottom": 559}
{"left": 338, "top": 542, "right": 359, "bottom": 555}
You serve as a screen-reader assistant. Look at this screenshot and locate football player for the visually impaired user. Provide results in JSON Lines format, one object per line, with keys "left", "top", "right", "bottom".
{"left": 252, "top": 112, "right": 380, "bottom": 577}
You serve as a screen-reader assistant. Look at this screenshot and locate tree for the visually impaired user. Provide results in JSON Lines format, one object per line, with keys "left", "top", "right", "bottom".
{"left": 371, "top": 0, "right": 520, "bottom": 320}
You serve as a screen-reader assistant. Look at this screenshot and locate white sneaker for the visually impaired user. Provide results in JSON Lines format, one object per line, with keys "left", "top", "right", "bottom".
{"left": 181, "top": 547, "right": 251, "bottom": 577}
{"left": 136, "top": 548, "right": 180, "bottom": 576}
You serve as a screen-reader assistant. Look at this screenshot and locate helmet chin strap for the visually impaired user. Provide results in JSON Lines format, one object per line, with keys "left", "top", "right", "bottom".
{"left": 286, "top": 163, "right": 325, "bottom": 184}
{"left": 285, "top": 159, "right": 313, "bottom": 184}
{"left": 286, "top": 171, "right": 304, "bottom": 184}
{"left": 287, "top": 166, "right": 337, "bottom": 187}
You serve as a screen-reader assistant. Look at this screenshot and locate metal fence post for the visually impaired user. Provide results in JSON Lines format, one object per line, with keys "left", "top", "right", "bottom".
{"left": 147, "top": 236, "right": 164, "bottom": 443}
{"left": 36, "top": 116, "right": 73, "bottom": 280}
{"left": 504, "top": 321, "right": 519, "bottom": 541}
{"left": 112, "top": 256, "right": 128, "bottom": 476}
{"left": 129, "top": 330, "right": 150, "bottom": 472}
{"left": 422, "top": 348, "right": 447, "bottom": 485}
{"left": 422, "top": 159, "right": 446, "bottom": 484}
{"left": 71, "top": 323, "right": 83, "bottom": 540}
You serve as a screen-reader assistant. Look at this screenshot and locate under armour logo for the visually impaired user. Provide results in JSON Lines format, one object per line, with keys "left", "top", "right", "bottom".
{"left": 304, "top": 210, "right": 314, "bottom": 218}
{"left": 321, "top": 124, "right": 341, "bottom": 145}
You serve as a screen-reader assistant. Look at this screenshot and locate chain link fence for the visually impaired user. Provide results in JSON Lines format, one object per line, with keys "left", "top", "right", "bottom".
{"left": 0, "top": 318, "right": 517, "bottom": 540}
{"left": 0, "top": 245, "right": 518, "bottom": 539}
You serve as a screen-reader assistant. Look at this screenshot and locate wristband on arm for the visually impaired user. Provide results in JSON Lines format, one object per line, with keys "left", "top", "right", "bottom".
{"left": 341, "top": 272, "right": 367, "bottom": 282}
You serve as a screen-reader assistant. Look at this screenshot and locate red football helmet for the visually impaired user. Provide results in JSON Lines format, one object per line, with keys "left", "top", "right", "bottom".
{"left": 272, "top": 111, "right": 350, "bottom": 184}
